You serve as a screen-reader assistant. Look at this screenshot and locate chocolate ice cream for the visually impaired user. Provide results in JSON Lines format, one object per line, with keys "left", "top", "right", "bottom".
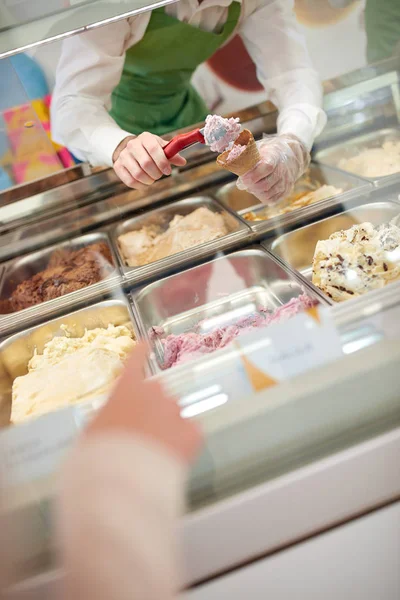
{"left": 4, "top": 242, "right": 113, "bottom": 313}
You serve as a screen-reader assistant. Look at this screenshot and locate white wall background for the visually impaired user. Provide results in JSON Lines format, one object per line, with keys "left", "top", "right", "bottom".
{"left": 297, "top": 3, "right": 366, "bottom": 80}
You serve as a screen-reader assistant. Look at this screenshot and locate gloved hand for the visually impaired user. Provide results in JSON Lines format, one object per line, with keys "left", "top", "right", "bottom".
{"left": 237, "top": 134, "right": 311, "bottom": 205}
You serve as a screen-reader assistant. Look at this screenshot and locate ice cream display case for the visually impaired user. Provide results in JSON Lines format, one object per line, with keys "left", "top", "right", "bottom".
{"left": 0, "top": 57, "right": 400, "bottom": 596}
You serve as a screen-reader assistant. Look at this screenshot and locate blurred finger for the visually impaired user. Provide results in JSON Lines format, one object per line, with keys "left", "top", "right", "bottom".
{"left": 143, "top": 135, "right": 172, "bottom": 176}
{"left": 116, "top": 343, "right": 149, "bottom": 389}
{"left": 250, "top": 173, "right": 278, "bottom": 194}
{"left": 121, "top": 152, "right": 154, "bottom": 185}
{"left": 263, "top": 178, "right": 288, "bottom": 199}
{"left": 133, "top": 144, "right": 163, "bottom": 181}
{"left": 169, "top": 153, "right": 187, "bottom": 167}
{"left": 240, "top": 160, "right": 274, "bottom": 186}
{"left": 158, "top": 138, "right": 187, "bottom": 167}
{"left": 115, "top": 163, "right": 147, "bottom": 190}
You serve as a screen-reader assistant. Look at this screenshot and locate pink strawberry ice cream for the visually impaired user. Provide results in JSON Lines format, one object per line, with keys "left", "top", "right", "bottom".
{"left": 150, "top": 293, "right": 316, "bottom": 369}
{"left": 204, "top": 115, "right": 242, "bottom": 153}
{"left": 227, "top": 144, "right": 246, "bottom": 162}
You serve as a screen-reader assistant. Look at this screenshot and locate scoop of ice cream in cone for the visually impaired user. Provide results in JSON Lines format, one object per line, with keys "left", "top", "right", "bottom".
{"left": 217, "top": 129, "right": 261, "bottom": 176}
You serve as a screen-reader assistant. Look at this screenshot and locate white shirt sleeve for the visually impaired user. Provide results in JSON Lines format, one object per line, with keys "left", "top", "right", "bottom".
{"left": 51, "top": 18, "right": 146, "bottom": 167}
{"left": 240, "top": 0, "right": 327, "bottom": 150}
{"left": 57, "top": 433, "right": 186, "bottom": 600}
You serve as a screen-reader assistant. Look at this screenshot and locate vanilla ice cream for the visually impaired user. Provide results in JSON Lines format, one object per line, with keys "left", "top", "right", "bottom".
{"left": 118, "top": 207, "right": 228, "bottom": 267}
{"left": 312, "top": 221, "right": 400, "bottom": 302}
{"left": 11, "top": 324, "right": 135, "bottom": 424}
{"left": 338, "top": 141, "right": 400, "bottom": 178}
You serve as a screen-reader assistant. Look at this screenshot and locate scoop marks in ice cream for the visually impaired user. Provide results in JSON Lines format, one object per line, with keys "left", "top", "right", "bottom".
{"left": 118, "top": 207, "right": 228, "bottom": 267}
{"left": 11, "top": 324, "right": 135, "bottom": 424}
{"left": 312, "top": 221, "right": 400, "bottom": 302}
{"left": 150, "top": 293, "right": 316, "bottom": 369}
{"left": 203, "top": 115, "right": 241, "bottom": 153}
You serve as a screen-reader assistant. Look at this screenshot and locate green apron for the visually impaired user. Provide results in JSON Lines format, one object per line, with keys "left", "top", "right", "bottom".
{"left": 110, "top": 2, "right": 241, "bottom": 135}
{"left": 365, "top": 0, "right": 400, "bottom": 63}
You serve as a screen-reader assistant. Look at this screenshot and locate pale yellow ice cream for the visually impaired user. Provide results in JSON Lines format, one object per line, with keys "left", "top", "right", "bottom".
{"left": 118, "top": 207, "right": 228, "bottom": 267}
{"left": 312, "top": 221, "right": 400, "bottom": 302}
{"left": 244, "top": 185, "right": 343, "bottom": 222}
{"left": 338, "top": 141, "right": 400, "bottom": 178}
{"left": 11, "top": 324, "right": 135, "bottom": 424}
{"left": 278, "top": 185, "right": 343, "bottom": 214}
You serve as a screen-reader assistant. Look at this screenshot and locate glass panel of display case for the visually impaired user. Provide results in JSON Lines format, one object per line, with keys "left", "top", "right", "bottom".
{"left": 0, "top": 0, "right": 178, "bottom": 58}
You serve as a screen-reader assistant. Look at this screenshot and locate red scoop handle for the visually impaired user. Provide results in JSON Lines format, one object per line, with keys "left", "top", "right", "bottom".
{"left": 164, "top": 128, "right": 205, "bottom": 159}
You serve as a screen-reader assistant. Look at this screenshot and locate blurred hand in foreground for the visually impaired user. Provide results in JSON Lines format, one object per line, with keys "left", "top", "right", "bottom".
{"left": 58, "top": 344, "right": 202, "bottom": 600}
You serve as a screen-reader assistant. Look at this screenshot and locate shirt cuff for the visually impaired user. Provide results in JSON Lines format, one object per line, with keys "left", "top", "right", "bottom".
{"left": 89, "top": 124, "right": 134, "bottom": 167}
{"left": 277, "top": 104, "right": 327, "bottom": 151}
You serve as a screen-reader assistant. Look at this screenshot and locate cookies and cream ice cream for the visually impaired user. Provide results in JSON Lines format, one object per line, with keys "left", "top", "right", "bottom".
{"left": 150, "top": 293, "right": 316, "bottom": 369}
{"left": 118, "top": 207, "right": 228, "bottom": 267}
{"left": 338, "top": 141, "right": 400, "bottom": 178}
{"left": 312, "top": 221, "right": 400, "bottom": 302}
{"left": 2, "top": 242, "right": 113, "bottom": 314}
{"left": 11, "top": 324, "right": 135, "bottom": 424}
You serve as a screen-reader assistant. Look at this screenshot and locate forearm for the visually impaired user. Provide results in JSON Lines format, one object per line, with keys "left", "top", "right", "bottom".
{"left": 57, "top": 433, "right": 186, "bottom": 600}
{"left": 240, "top": 0, "right": 327, "bottom": 149}
{"left": 51, "top": 21, "right": 133, "bottom": 166}
{"left": 51, "top": 97, "right": 133, "bottom": 166}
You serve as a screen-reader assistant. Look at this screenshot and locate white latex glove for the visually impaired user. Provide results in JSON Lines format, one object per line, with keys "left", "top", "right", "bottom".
{"left": 237, "top": 134, "right": 311, "bottom": 205}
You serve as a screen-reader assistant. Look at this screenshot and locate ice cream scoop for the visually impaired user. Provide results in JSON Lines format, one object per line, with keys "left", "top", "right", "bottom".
{"left": 163, "top": 115, "right": 241, "bottom": 159}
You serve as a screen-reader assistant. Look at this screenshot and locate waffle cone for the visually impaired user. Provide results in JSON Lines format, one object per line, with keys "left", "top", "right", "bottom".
{"left": 216, "top": 129, "right": 260, "bottom": 176}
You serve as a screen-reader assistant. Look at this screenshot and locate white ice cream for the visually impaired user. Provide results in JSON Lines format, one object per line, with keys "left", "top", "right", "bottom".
{"left": 338, "top": 141, "right": 400, "bottom": 178}
{"left": 11, "top": 324, "right": 135, "bottom": 424}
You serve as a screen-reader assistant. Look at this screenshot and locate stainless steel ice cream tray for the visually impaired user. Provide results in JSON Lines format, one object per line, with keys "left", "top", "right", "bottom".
{"left": 111, "top": 196, "right": 251, "bottom": 285}
{"left": 215, "top": 163, "right": 373, "bottom": 236}
{"left": 131, "top": 247, "right": 328, "bottom": 374}
{"left": 314, "top": 127, "right": 400, "bottom": 186}
{"left": 264, "top": 200, "right": 400, "bottom": 303}
{"left": 0, "top": 299, "right": 139, "bottom": 428}
{"left": 0, "top": 232, "right": 123, "bottom": 338}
